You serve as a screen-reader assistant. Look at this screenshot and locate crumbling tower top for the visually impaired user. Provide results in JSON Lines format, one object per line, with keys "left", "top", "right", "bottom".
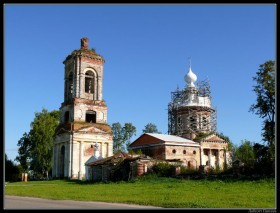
{"left": 81, "top": 37, "right": 89, "bottom": 49}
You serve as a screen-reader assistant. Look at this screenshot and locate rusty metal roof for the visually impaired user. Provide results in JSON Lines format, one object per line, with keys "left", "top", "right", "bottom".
{"left": 146, "top": 133, "right": 197, "bottom": 143}
{"left": 86, "top": 151, "right": 143, "bottom": 166}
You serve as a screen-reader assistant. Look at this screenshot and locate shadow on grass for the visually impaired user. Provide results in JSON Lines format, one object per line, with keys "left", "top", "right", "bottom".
{"left": 57, "top": 172, "right": 275, "bottom": 186}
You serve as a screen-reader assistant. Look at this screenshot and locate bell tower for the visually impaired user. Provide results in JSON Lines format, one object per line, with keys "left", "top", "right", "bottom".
{"left": 53, "top": 37, "right": 113, "bottom": 180}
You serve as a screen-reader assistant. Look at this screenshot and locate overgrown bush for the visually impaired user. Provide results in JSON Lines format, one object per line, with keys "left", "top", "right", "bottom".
{"left": 180, "top": 166, "right": 199, "bottom": 175}
{"left": 152, "top": 162, "right": 176, "bottom": 177}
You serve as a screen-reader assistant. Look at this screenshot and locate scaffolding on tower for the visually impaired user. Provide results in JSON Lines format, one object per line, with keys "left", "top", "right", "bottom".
{"left": 168, "top": 79, "right": 217, "bottom": 138}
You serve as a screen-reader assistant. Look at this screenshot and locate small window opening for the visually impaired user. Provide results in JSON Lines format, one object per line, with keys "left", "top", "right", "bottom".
{"left": 86, "top": 110, "right": 96, "bottom": 123}
{"left": 61, "top": 145, "right": 65, "bottom": 155}
{"left": 64, "top": 111, "right": 69, "bottom": 123}
{"left": 85, "top": 71, "right": 94, "bottom": 93}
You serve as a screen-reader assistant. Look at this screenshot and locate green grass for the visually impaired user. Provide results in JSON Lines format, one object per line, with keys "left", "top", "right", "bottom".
{"left": 5, "top": 175, "right": 275, "bottom": 208}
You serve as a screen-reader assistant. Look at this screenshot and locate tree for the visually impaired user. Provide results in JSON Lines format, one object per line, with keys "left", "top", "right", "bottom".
{"left": 111, "top": 122, "right": 137, "bottom": 153}
{"left": 235, "top": 140, "right": 255, "bottom": 167}
{"left": 253, "top": 143, "right": 273, "bottom": 175}
{"left": 253, "top": 143, "right": 269, "bottom": 163}
{"left": 142, "top": 123, "right": 161, "bottom": 134}
{"left": 249, "top": 60, "right": 275, "bottom": 160}
{"left": 15, "top": 132, "right": 32, "bottom": 172}
{"left": 5, "top": 154, "right": 22, "bottom": 182}
{"left": 112, "top": 122, "right": 123, "bottom": 151}
{"left": 29, "top": 108, "right": 60, "bottom": 178}
{"left": 123, "top": 123, "right": 137, "bottom": 151}
{"left": 15, "top": 108, "right": 60, "bottom": 179}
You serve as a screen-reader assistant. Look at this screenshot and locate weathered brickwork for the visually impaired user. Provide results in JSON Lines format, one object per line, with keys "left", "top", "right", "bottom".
{"left": 130, "top": 133, "right": 230, "bottom": 171}
{"left": 53, "top": 38, "right": 113, "bottom": 180}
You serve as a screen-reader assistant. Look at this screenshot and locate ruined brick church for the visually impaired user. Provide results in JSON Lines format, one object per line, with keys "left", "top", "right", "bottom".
{"left": 52, "top": 38, "right": 113, "bottom": 179}
{"left": 129, "top": 63, "right": 231, "bottom": 171}
{"left": 52, "top": 38, "right": 231, "bottom": 180}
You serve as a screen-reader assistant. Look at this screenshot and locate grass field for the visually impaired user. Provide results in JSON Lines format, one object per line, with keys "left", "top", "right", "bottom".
{"left": 4, "top": 175, "right": 275, "bottom": 208}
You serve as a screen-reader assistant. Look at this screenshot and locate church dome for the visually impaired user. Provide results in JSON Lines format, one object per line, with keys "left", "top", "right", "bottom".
{"left": 184, "top": 67, "right": 197, "bottom": 87}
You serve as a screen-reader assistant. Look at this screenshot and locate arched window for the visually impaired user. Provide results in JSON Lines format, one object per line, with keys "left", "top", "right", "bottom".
{"left": 64, "top": 111, "right": 69, "bottom": 123}
{"left": 85, "top": 71, "right": 94, "bottom": 93}
{"left": 183, "top": 150, "right": 186, "bottom": 154}
{"left": 172, "top": 149, "right": 176, "bottom": 154}
{"left": 86, "top": 110, "right": 96, "bottom": 123}
{"left": 61, "top": 145, "right": 65, "bottom": 155}
{"left": 190, "top": 116, "right": 197, "bottom": 130}
{"left": 67, "top": 72, "right": 74, "bottom": 100}
{"left": 60, "top": 146, "right": 65, "bottom": 178}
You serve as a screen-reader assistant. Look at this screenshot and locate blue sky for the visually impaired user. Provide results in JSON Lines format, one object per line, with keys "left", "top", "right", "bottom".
{"left": 4, "top": 4, "right": 276, "bottom": 162}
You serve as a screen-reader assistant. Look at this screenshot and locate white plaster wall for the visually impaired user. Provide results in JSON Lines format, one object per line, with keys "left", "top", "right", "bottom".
{"left": 73, "top": 103, "right": 107, "bottom": 123}
{"left": 70, "top": 132, "right": 113, "bottom": 179}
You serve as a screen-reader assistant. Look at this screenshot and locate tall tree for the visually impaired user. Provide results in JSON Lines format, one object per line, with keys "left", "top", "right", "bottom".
{"left": 15, "top": 132, "right": 32, "bottom": 172}
{"left": 235, "top": 140, "right": 255, "bottom": 166}
{"left": 29, "top": 108, "right": 60, "bottom": 178}
{"left": 253, "top": 143, "right": 272, "bottom": 175}
{"left": 111, "top": 122, "right": 136, "bottom": 152}
{"left": 123, "top": 123, "right": 137, "bottom": 151}
{"left": 5, "top": 154, "right": 22, "bottom": 182}
{"left": 249, "top": 60, "right": 275, "bottom": 160}
{"left": 142, "top": 123, "right": 161, "bottom": 134}
{"left": 15, "top": 108, "right": 60, "bottom": 179}
{"left": 112, "top": 122, "right": 123, "bottom": 152}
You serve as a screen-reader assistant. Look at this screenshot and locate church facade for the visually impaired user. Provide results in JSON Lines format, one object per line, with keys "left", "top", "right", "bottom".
{"left": 129, "top": 65, "right": 231, "bottom": 170}
{"left": 52, "top": 38, "right": 113, "bottom": 179}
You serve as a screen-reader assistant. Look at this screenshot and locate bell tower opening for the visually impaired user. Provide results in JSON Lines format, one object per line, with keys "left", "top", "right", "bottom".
{"left": 86, "top": 110, "right": 96, "bottom": 123}
{"left": 65, "top": 72, "right": 74, "bottom": 102}
{"left": 85, "top": 71, "right": 94, "bottom": 94}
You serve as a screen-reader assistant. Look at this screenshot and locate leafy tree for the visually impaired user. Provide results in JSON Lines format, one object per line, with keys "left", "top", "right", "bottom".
{"left": 15, "top": 132, "right": 32, "bottom": 172}
{"left": 249, "top": 60, "right": 275, "bottom": 160}
{"left": 5, "top": 154, "right": 22, "bottom": 182}
{"left": 112, "top": 122, "right": 123, "bottom": 151}
{"left": 253, "top": 143, "right": 269, "bottom": 163}
{"left": 29, "top": 108, "right": 60, "bottom": 178}
{"left": 253, "top": 143, "right": 273, "bottom": 175}
{"left": 123, "top": 123, "right": 137, "bottom": 151}
{"left": 235, "top": 139, "right": 255, "bottom": 166}
{"left": 15, "top": 108, "right": 60, "bottom": 179}
{"left": 111, "top": 122, "right": 136, "bottom": 153}
{"left": 142, "top": 123, "right": 161, "bottom": 134}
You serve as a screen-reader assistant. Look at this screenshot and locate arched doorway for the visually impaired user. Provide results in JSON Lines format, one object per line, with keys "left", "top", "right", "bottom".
{"left": 60, "top": 145, "right": 65, "bottom": 178}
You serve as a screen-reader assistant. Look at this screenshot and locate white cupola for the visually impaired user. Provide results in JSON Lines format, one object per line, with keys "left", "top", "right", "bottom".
{"left": 184, "top": 66, "right": 197, "bottom": 87}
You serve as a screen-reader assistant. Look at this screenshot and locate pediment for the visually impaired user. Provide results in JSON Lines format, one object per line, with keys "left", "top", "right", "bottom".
{"left": 201, "top": 134, "right": 225, "bottom": 142}
{"left": 78, "top": 126, "right": 107, "bottom": 134}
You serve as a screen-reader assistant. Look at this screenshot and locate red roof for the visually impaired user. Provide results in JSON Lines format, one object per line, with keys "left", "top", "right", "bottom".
{"left": 129, "top": 133, "right": 199, "bottom": 148}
